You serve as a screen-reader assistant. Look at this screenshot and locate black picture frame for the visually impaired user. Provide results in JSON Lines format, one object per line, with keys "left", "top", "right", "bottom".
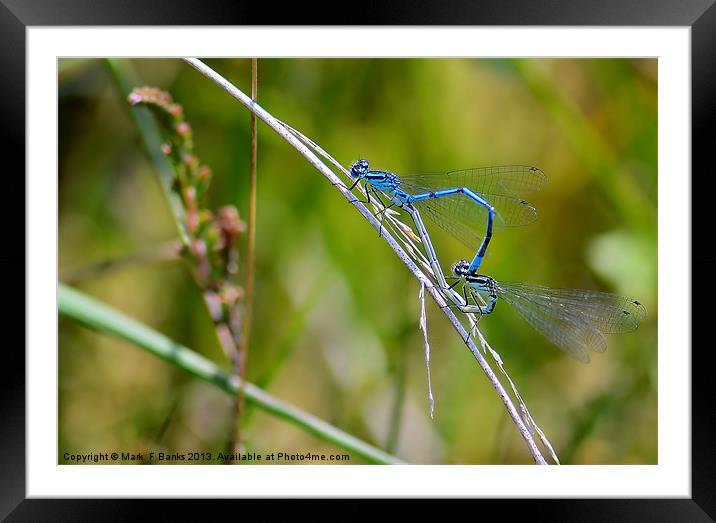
{"left": 3, "top": 0, "right": 712, "bottom": 518}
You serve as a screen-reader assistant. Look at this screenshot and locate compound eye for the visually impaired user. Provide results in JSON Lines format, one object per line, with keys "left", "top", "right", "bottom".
{"left": 351, "top": 160, "right": 366, "bottom": 175}
{"left": 452, "top": 260, "right": 469, "bottom": 276}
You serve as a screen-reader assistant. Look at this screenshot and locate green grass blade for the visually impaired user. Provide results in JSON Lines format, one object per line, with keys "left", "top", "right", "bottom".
{"left": 58, "top": 283, "right": 403, "bottom": 465}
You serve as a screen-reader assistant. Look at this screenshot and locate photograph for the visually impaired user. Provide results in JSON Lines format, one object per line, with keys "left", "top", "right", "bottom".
{"left": 58, "top": 57, "right": 657, "bottom": 466}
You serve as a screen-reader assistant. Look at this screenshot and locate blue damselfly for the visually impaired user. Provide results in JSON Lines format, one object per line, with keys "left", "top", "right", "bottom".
{"left": 348, "top": 160, "right": 545, "bottom": 273}
{"left": 447, "top": 259, "right": 646, "bottom": 363}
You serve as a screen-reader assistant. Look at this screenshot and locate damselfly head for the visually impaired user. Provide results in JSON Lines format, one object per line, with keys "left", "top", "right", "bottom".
{"left": 451, "top": 259, "right": 471, "bottom": 278}
{"left": 350, "top": 159, "right": 370, "bottom": 179}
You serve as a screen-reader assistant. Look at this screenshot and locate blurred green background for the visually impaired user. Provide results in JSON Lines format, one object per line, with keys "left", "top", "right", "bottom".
{"left": 58, "top": 58, "right": 657, "bottom": 464}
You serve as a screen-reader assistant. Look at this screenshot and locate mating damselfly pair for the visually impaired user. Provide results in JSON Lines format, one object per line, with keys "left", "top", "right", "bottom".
{"left": 347, "top": 159, "right": 646, "bottom": 363}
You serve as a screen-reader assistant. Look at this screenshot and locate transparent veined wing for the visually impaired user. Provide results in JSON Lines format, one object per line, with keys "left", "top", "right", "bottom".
{"left": 399, "top": 165, "right": 547, "bottom": 198}
{"left": 409, "top": 190, "right": 537, "bottom": 250}
{"left": 495, "top": 281, "right": 646, "bottom": 363}
{"left": 398, "top": 165, "right": 545, "bottom": 248}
